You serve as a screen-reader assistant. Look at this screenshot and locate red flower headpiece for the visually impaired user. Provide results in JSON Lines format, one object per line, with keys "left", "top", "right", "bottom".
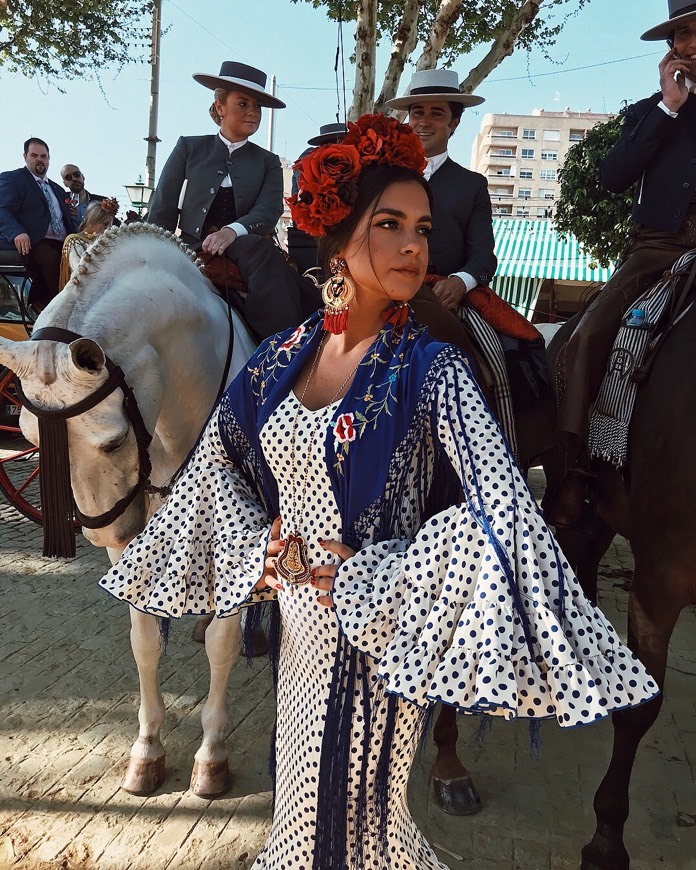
{"left": 287, "top": 113, "right": 427, "bottom": 238}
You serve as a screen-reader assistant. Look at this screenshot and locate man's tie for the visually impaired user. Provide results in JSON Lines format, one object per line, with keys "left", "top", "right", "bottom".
{"left": 38, "top": 178, "right": 64, "bottom": 236}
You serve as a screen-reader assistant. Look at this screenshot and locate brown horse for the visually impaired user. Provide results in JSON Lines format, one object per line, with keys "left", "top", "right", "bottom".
{"left": 544, "top": 303, "right": 696, "bottom": 870}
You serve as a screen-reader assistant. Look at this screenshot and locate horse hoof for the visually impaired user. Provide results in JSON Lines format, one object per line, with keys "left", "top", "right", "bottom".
{"left": 122, "top": 755, "right": 166, "bottom": 796}
{"left": 580, "top": 841, "right": 629, "bottom": 870}
{"left": 191, "top": 614, "right": 214, "bottom": 644}
{"left": 190, "top": 759, "right": 232, "bottom": 799}
{"left": 432, "top": 775, "right": 482, "bottom": 815}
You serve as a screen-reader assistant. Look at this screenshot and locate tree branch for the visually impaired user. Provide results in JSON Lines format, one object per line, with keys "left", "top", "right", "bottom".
{"left": 374, "top": 0, "right": 423, "bottom": 114}
{"left": 349, "top": 0, "right": 378, "bottom": 119}
{"left": 460, "top": 0, "right": 545, "bottom": 94}
{"left": 415, "top": 0, "right": 463, "bottom": 71}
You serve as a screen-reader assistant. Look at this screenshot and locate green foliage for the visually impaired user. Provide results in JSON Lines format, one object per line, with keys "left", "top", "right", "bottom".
{"left": 554, "top": 108, "right": 633, "bottom": 268}
{"left": 291, "top": 0, "right": 590, "bottom": 66}
{"left": 0, "top": 0, "right": 151, "bottom": 82}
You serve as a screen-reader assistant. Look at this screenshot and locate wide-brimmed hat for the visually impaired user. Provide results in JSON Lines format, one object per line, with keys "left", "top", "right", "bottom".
{"left": 193, "top": 61, "right": 286, "bottom": 109}
{"left": 641, "top": 0, "right": 696, "bottom": 40}
{"left": 385, "top": 69, "right": 485, "bottom": 111}
{"left": 307, "top": 122, "right": 349, "bottom": 146}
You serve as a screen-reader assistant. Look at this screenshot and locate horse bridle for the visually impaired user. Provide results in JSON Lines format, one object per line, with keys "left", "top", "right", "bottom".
{"left": 15, "top": 326, "right": 164, "bottom": 529}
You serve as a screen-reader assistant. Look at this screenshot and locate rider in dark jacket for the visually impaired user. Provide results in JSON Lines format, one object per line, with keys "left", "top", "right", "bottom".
{"left": 549, "top": 0, "right": 696, "bottom": 528}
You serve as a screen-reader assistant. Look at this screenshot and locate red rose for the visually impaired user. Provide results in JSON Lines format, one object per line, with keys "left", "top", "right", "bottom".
{"left": 333, "top": 412, "right": 356, "bottom": 444}
{"left": 298, "top": 143, "right": 361, "bottom": 190}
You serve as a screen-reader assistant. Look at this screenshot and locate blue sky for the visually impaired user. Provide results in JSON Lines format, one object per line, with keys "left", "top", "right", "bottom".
{"left": 0, "top": 0, "right": 668, "bottom": 210}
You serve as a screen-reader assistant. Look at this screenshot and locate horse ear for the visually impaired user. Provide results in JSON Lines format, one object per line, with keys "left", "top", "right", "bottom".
{"left": 69, "top": 338, "right": 106, "bottom": 375}
{"left": 0, "top": 336, "right": 35, "bottom": 376}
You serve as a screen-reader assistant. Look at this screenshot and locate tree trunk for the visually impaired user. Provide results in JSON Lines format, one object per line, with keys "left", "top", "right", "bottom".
{"left": 374, "top": 0, "right": 423, "bottom": 114}
{"left": 349, "top": 0, "right": 378, "bottom": 119}
{"left": 415, "top": 0, "right": 463, "bottom": 71}
{"left": 461, "top": 0, "right": 545, "bottom": 94}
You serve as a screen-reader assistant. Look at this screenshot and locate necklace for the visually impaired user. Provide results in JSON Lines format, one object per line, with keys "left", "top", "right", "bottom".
{"left": 276, "top": 334, "right": 361, "bottom": 589}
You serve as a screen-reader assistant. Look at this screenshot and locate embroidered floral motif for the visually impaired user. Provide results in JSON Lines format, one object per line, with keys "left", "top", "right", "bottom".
{"left": 279, "top": 325, "right": 306, "bottom": 352}
{"left": 333, "top": 413, "right": 356, "bottom": 444}
{"left": 331, "top": 321, "right": 425, "bottom": 474}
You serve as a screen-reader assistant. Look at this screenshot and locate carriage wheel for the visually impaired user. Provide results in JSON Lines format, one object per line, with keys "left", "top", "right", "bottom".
{"left": 0, "top": 368, "right": 42, "bottom": 524}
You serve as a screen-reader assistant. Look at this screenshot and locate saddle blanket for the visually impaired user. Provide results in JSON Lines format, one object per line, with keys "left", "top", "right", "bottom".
{"left": 588, "top": 248, "right": 696, "bottom": 467}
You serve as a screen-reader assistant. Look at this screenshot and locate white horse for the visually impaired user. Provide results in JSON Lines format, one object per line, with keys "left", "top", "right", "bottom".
{"left": 0, "top": 223, "right": 257, "bottom": 797}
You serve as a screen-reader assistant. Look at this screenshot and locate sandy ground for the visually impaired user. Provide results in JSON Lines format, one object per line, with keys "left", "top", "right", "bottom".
{"left": 0, "top": 469, "right": 694, "bottom": 870}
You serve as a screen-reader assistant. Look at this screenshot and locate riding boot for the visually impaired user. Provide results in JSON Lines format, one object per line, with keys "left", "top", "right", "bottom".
{"left": 545, "top": 436, "right": 594, "bottom": 529}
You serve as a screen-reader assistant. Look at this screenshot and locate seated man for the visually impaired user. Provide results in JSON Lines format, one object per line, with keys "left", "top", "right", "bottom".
{"left": 549, "top": 0, "right": 696, "bottom": 528}
{"left": 61, "top": 164, "right": 119, "bottom": 227}
{"left": 0, "top": 137, "right": 76, "bottom": 308}
{"left": 147, "top": 61, "right": 318, "bottom": 339}
{"left": 386, "top": 69, "right": 497, "bottom": 309}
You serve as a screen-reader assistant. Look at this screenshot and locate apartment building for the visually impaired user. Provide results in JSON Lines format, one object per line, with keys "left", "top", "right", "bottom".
{"left": 470, "top": 108, "right": 613, "bottom": 220}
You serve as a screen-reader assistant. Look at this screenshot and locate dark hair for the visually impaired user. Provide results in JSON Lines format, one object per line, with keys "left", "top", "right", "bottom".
{"left": 448, "top": 102, "right": 465, "bottom": 123}
{"left": 24, "top": 137, "right": 49, "bottom": 155}
{"left": 318, "top": 164, "right": 434, "bottom": 268}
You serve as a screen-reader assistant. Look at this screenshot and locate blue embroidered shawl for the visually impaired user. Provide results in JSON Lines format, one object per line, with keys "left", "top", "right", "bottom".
{"left": 218, "top": 308, "right": 461, "bottom": 549}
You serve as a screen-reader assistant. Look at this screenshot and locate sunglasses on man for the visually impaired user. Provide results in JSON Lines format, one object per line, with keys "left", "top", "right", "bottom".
{"left": 63, "top": 171, "right": 83, "bottom": 181}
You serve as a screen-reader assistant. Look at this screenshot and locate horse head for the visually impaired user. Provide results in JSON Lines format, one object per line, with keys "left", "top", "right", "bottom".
{"left": 0, "top": 332, "right": 151, "bottom": 549}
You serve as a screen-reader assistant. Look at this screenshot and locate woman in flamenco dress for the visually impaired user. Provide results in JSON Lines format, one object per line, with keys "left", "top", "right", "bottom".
{"left": 101, "top": 115, "right": 658, "bottom": 870}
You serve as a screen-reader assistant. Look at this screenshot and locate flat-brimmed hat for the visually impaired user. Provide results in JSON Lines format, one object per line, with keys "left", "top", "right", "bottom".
{"left": 385, "top": 69, "right": 484, "bottom": 111}
{"left": 307, "top": 122, "right": 349, "bottom": 146}
{"left": 641, "top": 0, "right": 696, "bottom": 40}
{"left": 193, "top": 61, "right": 286, "bottom": 109}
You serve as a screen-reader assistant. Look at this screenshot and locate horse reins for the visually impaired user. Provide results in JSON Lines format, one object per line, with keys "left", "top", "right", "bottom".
{"left": 15, "top": 319, "right": 235, "bottom": 557}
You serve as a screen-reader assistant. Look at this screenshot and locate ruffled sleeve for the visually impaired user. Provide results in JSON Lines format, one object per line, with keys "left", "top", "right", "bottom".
{"left": 331, "top": 355, "right": 658, "bottom": 726}
{"left": 99, "top": 404, "right": 276, "bottom": 618}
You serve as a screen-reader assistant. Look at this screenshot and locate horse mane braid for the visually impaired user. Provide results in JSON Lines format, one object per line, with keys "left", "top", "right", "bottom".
{"left": 67, "top": 222, "right": 204, "bottom": 290}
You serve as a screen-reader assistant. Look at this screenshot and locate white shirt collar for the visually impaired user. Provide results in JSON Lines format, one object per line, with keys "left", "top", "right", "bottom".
{"left": 218, "top": 132, "right": 248, "bottom": 152}
{"left": 424, "top": 151, "right": 448, "bottom": 180}
{"left": 30, "top": 171, "right": 49, "bottom": 183}
{"left": 688, "top": 77, "right": 696, "bottom": 92}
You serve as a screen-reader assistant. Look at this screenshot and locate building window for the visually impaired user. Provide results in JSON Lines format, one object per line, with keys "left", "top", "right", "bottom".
{"left": 518, "top": 188, "right": 532, "bottom": 199}
{"left": 542, "top": 129, "right": 561, "bottom": 141}
{"left": 521, "top": 148, "right": 535, "bottom": 160}
{"left": 493, "top": 207, "right": 512, "bottom": 215}
{"left": 495, "top": 148, "right": 514, "bottom": 156}
{"left": 541, "top": 150, "right": 558, "bottom": 161}
{"left": 516, "top": 207, "right": 530, "bottom": 217}
{"left": 495, "top": 168, "right": 511, "bottom": 176}
{"left": 522, "top": 129, "right": 536, "bottom": 140}
{"left": 539, "top": 188, "right": 555, "bottom": 200}
{"left": 539, "top": 168, "right": 557, "bottom": 180}
{"left": 569, "top": 130, "right": 585, "bottom": 142}
{"left": 537, "top": 207, "right": 553, "bottom": 218}
{"left": 519, "top": 168, "right": 533, "bottom": 179}
{"left": 495, "top": 129, "right": 515, "bottom": 137}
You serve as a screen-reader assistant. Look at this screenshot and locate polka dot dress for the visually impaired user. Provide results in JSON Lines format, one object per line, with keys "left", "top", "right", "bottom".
{"left": 253, "top": 392, "right": 448, "bottom": 869}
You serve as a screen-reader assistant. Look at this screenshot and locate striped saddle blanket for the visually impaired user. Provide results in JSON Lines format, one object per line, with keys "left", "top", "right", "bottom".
{"left": 588, "top": 248, "right": 696, "bottom": 467}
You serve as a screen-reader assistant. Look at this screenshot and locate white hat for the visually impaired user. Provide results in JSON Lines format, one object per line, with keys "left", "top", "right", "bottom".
{"left": 641, "top": 0, "right": 696, "bottom": 40}
{"left": 385, "top": 69, "right": 485, "bottom": 111}
{"left": 193, "top": 61, "right": 285, "bottom": 109}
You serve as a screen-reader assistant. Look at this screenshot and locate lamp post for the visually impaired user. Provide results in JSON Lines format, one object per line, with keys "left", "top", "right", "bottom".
{"left": 124, "top": 176, "right": 154, "bottom": 217}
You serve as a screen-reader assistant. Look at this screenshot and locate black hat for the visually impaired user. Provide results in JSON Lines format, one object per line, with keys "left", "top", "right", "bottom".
{"left": 307, "top": 122, "right": 349, "bottom": 146}
{"left": 193, "top": 61, "right": 285, "bottom": 109}
{"left": 641, "top": 0, "right": 696, "bottom": 40}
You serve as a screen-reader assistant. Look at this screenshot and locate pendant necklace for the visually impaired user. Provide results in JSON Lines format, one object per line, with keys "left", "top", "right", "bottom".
{"left": 276, "top": 334, "right": 360, "bottom": 590}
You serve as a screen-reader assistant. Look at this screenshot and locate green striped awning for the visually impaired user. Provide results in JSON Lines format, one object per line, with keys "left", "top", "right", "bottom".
{"left": 491, "top": 219, "right": 614, "bottom": 318}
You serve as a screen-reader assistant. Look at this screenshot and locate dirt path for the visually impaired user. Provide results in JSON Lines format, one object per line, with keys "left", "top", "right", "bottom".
{"left": 0, "top": 471, "right": 694, "bottom": 869}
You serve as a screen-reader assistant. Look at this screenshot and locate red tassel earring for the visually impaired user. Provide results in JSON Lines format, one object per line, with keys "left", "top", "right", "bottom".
{"left": 322, "top": 258, "right": 355, "bottom": 334}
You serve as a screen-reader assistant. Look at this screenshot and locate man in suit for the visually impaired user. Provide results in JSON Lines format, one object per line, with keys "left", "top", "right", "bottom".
{"left": 61, "top": 164, "right": 117, "bottom": 227}
{"left": 386, "top": 69, "right": 497, "bottom": 311}
{"left": 548, "top": 0, "right": 696, "bottom": 528}
{"left": 0, "top": 137, "right": 76, "bottom": 308}
{"left": 147, "top": 61, "right": 318, "bottom": 339}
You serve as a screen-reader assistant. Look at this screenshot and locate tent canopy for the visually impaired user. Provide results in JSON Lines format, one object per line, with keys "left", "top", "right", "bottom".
{"left": 491, "top": 218, "right": 614, "bottom": 318}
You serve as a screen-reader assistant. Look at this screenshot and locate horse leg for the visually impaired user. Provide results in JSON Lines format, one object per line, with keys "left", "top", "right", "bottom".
{"left": 431, "top": 705, "right": 482, "bottom": 815}
{"left": 581, "top": 576, "right": 680, "bottom": 870}
{"left": 553, "top": 511, "right": 615, "bottom": 604}
{"left": 190, "top": 613, "right": 241, "bottom": 798}
{"left": 122, "top": 607, "right": 167, "bottom": 795}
